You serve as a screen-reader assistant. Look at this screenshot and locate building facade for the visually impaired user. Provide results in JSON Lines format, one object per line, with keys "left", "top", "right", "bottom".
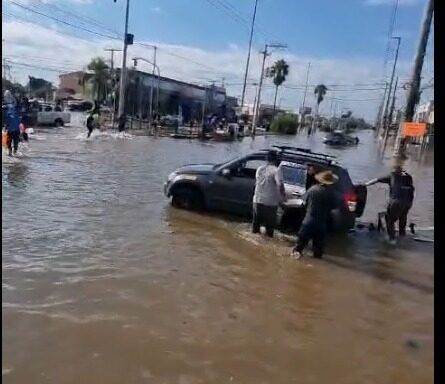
{"left": 414, "top": 100, "right": 434, "bottom": 124}
{"left": 117, "top": 69, "right": 236, "bottom": 122}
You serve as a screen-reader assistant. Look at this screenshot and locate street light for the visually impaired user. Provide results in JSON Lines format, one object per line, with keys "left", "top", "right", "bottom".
{"left": 132, "top": 57, "right": 161, "bottom": 129}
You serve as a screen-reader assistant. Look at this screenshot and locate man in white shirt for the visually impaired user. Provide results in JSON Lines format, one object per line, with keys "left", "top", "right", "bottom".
{"left": 252, "top": 151, "right": 286, "bottom": 237}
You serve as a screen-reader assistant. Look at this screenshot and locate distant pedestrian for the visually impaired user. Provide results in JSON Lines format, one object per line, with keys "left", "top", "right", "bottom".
{"left": 292, "top": 170, "right": 338, "bottom": 259}
{"left": 4, "top": 105, "right": 21, "bottom": 156}
{"left": 118, "top": 114, "right": 126, "bottom": 132}
{"left": 252, "top": 150, "right": 286, "bottom": 238}
{"left": 19, "top": 121, "right": 28, "bottom": 142}
{"left": 365, "top": 158, "right": 415, "bottom": 245}
{"left": 86, "top": 112, "right": 95, "bottom": 138}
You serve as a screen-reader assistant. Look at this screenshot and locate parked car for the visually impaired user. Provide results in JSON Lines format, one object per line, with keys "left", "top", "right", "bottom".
{"left": 160, "top": 114, "right": 182, "bottom": 127}
{"left": 164, "top": 146, "right": 367, "bottom": 234}
{"left": 67, "top": 100, "right": 94, "bottom": 112}
{"left": 36, "top": 104, "right": 71, "bottom": 127}
{"left": 323, "top": 131, "right": 359, "bottom": 146}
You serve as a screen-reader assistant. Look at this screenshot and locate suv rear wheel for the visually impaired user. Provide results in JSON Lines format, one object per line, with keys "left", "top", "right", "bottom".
{"left": 171, "top": 186, "right": 204, "bottom": 211}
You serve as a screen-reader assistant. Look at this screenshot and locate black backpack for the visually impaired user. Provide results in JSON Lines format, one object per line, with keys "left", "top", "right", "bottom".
{"left": 391, "top": 172, "right": 415, "bottom": 204}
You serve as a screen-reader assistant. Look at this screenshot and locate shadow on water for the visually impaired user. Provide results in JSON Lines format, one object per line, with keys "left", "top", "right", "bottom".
{"left": 3, "top": 162, "right": 30, "bottom": 189}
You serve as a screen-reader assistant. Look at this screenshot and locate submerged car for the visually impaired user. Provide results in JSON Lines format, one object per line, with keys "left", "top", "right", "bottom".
{"left": 164, "top": 146, "right": 367, "bottom": 234}
{"left": 323, "top": 131, "right": 359, "bottom": 146}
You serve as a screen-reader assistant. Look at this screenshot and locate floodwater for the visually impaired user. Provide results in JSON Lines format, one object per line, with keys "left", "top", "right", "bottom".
{"left": 2, "top": 117, "right": 434, "bottom": 384}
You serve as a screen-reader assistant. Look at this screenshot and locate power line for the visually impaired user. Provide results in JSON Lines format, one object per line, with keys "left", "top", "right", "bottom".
{"left": 36, "top": 0, "right": 122, "bottom": 37}
{"left": 381, "top": 0, "right": 399, "bottom": 78}
{"left": 8, "top": 0, "right": 120, "bottom": 40}
{"left": 5, "top": 59, "right": 75, "bottom": 73}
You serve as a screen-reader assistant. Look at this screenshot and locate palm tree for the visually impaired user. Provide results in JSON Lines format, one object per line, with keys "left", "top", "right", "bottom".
{"left": 85, "top": 57, "right": 110, "bottom": 103}
{"left": 267, "top": 59, "right": 289, "bottom": 117}
{"left": 313, "top": 84, "right": 328, "bottom": 130}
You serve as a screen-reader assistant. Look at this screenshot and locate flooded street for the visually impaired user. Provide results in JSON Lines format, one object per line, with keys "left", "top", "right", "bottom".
{"left": 2, "top": 119, "right": 433, "bottom": 383}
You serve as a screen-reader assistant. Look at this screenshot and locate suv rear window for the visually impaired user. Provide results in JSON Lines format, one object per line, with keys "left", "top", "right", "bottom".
{"left": 279, "top": 162, "right": 306, "bottom": 186}
{"left": 279, "top": 155, "right": 353, "bottom": 192}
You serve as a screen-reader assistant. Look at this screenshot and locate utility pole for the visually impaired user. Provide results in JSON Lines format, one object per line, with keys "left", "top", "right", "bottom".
{"left": 117, "top": 0, "right": 131, "bottom": 119}
{"left": 300, "top": 62, "right": 311, "bottom": 129}
{"left": 105, "top": 48, "right": 122, "bottom": 128}
{"left": 201, "top": 85, "right": 207, "bottom": 133}
{"left": 240, "top": 0, "right": 259, "bottom": 111}
{"left": 381, "top": 36, "right": 401, "bottom": 140}
{"left": 148, "top": 45, "right": 157, "bottom": 129}
{"left": 375, "top": 81, "right": 389, "bottom": 135}
{"left": 104, "top": 48, "right": 121, "bottom": 71}
{"left": 383, "top": 76, "right": 398, "bottom": 149}
{"left": 394, "top": 0, "right": 434, "bottom": 158}
{"left": 251, "top": 45, "right": 270, "bottom": 136}
{"left": 251, "top": 43, "right": 287, "bottom": 135}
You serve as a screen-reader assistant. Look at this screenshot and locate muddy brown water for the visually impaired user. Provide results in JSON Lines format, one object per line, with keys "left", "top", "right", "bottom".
{"left": 2, "top": 120, "right": 433, "bottom": 383}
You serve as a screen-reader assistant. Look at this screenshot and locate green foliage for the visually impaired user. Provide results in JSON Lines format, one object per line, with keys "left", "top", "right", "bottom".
{"left": 270, "top": 114, "right": 299, "bottom": 135}
{"left": 85, "top": 57, "right": 110, "bottom": 102}
{"left": 314, "top": 84, "right": 328, "bottom": 105}
{"left": 268, "top": 59, "right": 289, "bottom": 113}
{"left": 2, "top": 78, "right": 26, "bottom": 100}
{"left": 268, "top": 59, "right": 289, "bottom": 87}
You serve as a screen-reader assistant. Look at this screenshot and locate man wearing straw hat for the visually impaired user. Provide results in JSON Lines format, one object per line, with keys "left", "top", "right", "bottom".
{"left": 365, "top": 157, "right": 414, "bottom": 245}
{"left": 292, "top": 170, "right": 338, "bottom": 259}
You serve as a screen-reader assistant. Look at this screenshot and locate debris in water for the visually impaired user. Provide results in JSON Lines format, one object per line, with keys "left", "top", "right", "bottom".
{"left": 405, "top": 338, "right": 421, "bottom": 350}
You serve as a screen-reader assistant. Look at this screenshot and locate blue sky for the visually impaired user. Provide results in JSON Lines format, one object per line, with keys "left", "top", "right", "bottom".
{"left": 3, "top": 0, "right": 434, "bottom": 120}
{"left": 68, "top": 0, "right": 428, "bottom": 60}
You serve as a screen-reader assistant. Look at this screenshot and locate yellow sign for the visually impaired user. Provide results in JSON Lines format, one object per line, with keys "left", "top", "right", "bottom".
{"left": 402, "top": 122, "right": 427, "bottom": 137}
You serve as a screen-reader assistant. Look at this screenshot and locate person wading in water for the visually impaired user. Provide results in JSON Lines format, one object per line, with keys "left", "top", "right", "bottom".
{"left": 252, "top": 150, "right": 286, "bottom": 238}
{"left": 292, "top": 170, "right": 338, "bottom": 259}
{"left": 365, "top": 158, "right": 415, "bottom": 245}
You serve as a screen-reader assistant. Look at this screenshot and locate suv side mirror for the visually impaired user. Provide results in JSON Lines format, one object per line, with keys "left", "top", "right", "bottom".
{"left": 221, "top": 168, "right": 231, "bottom": 178}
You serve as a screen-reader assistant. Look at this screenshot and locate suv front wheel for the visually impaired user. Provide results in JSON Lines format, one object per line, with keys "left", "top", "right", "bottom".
{"left": 171, "top": 186, "right": 204, "bottom": 211}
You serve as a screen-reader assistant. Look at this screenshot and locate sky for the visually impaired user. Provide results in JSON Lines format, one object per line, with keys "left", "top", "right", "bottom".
{"left": 2, "top": 0, "right": 434, "bottom": 121}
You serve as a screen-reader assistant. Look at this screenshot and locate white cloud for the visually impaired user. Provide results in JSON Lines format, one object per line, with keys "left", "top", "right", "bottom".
{"left": 2, "top": 19, "right": 433, "bottom": 121}
{"left": 364, "top": 0, "right": 420, "bottom": 6}
{"left": 150, "top": 6, "right": 161, "bottom": 14}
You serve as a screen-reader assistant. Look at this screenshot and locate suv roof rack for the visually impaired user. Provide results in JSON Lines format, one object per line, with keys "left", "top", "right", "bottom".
{"left": 267, "top": 145, "right": 338, "bottom": 165}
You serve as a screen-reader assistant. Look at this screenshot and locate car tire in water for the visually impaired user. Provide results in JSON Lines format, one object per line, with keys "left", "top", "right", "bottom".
{"left": 54, "top": 119, "right": 64, "bottom": 127}
{"left": 171, "top": 186, "right": 204, "bottom": 211}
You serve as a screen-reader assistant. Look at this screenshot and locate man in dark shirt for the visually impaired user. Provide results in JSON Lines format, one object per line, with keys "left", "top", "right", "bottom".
{"left": 305, "top": 163, "right": 319, "bottom": 191}
{"left": 292, "top": 170, "right": 338, "bottom": 259}
{"left": 366, "top": 159, "right": 414, "bottom": 244}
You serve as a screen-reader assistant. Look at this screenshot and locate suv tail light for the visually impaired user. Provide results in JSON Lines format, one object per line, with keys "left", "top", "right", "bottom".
{"left": 344, "top": 191, "right": 357, "bottom": 212}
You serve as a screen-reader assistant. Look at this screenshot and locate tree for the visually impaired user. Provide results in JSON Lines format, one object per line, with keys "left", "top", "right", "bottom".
{"left": 2, "top": 78, "right": 26, "bottom": 101}
{"left": 313, "top": 84, "right": 328, "bottom": 130}
{"left": 85, "top": 57, "right": 110, "bottom": 103}
{"left": 267, "top": 59, "right": 289, "bottom": 117}
{"left": 270, "top": 114, "right": 299, "bottom": 135}
{"left": 27, "top": 76, "right": 53, "bottom": 99}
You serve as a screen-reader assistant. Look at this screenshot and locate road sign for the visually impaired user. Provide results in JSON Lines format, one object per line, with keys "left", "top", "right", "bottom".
{"left": 402, "top": 122, "right": 427, "bottom": 137}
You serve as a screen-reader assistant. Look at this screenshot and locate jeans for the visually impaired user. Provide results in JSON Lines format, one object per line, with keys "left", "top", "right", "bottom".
{"left": 385, "top": 200, "right": 411, "bottom": 240}
{"left": 252, "top": 203, "right": 277, "bottom": 237}
{"left": 87, "top": 127, "right": 93, "bottom": 138}
{"left": 6, "top": 131, "right": 20, "bottom": 153}
{"left": 294, "top": 223, "right": 326, "bottom": 258}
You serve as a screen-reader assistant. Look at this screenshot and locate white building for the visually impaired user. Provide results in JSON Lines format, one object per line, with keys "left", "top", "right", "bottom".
{"left": 414, "top": 100, "right": 434, "bottom": 124}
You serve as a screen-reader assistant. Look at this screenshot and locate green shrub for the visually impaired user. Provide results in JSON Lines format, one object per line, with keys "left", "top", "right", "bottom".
{"left": 270, "top": 114, "right": 299, "bottom": 134}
